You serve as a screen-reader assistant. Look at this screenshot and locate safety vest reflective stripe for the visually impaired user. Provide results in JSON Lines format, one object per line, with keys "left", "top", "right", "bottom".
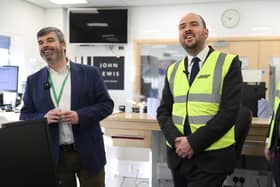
{"left": 174, "top": 94, "right": 220, "bottom": 103}
{"left": 189, "top": 115, "right": 213, "bottom": 125}
{"left": 187, "top": 94, "right": 220, "bottom": 102}
{"left": 211, "top": 53, "right": 226, "bottom": 95}
{"left": 169, "top": 61, "right": 181, "bottom": 95}
{"left": 174, "top": 96, "right": 186, "bottom": 103}
{"left": 172, "top": 115, "right": 184, "bottom": 125}
{"left": 173, "top": 114, "right": 214, "bottom": 126}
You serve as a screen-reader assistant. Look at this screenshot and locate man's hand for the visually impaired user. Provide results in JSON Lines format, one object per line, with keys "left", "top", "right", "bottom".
{"left": 44, "top": 109, "right": 79, "bottom": 125}
{"left": 60, "top": 110, "right": 79, "bottom": 125}
{"left": 175, "top": 136, "right": 194, "bottom": 159}
{"left": 44, "top": 108, "right": 62, "bottom": 124}
{"left": 264, "top": 147, "right": 274, "bottom": 161}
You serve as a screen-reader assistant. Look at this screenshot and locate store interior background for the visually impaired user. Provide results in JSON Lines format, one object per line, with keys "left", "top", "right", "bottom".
{"left": 1, "top": 0, "right": 280, "bottom": 186}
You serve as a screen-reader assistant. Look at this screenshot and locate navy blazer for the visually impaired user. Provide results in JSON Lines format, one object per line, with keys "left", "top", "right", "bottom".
{"left": 20, "top": 61, "right": 114, "bottom": 175}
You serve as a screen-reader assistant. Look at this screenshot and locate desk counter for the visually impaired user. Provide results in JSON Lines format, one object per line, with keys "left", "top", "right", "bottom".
{"left": 101, "top": 112, "right": 160, "bottom": 148}
{"left": 0, "top": 111, "right": 20, "bottom": 125}
{"left": 243, "top": 117, "right": 270, "bottom": 156}
{"left": 101, "top": 113, "right": 270, "bottom": 156}
{"left": 0, "top": 111, "right": 270, "bottom": 156}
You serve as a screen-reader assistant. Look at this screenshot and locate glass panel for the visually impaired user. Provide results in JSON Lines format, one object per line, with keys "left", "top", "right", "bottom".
{"left": 140, "top": 44, "right": 186, "bottom": 101}
{"left": 240, "top": 57, "right": 249, "bottom": 70}
{"left": 0, "top": 35, "right": 10, "bottom": 65}
{"left": 0, "top": 48, "right": 9, "bottom": 65}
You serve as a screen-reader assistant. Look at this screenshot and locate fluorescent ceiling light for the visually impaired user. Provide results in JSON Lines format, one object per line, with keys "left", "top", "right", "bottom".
{"left": 87, "top": 23, "right": 109, "bottom": 27}
{"left": 48, "top": 0, "right": 87, "bottom": 4}
{"left": 70, "top": 8, "right": 98, "bottom": 14}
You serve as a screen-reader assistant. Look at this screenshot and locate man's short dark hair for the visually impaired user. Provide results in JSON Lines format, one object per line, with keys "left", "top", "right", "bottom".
{"left": 37, "top": 27, "right": 65, "bottom": 43}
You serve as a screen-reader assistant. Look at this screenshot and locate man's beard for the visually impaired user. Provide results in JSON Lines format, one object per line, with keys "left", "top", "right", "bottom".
{"left": 183, "top": 42, "right": 197, "bottom": 50}
{"left": 43, "top": 56, "right": 57, "bottom": 64}
{"left": 41, "top": 49, "right": 63, "bottom": 65}
{"left": 181, "top": 37, "right": 204, "bottom": 54}
{"left": 181, "top": 40, "right": 199, "bottom": 52}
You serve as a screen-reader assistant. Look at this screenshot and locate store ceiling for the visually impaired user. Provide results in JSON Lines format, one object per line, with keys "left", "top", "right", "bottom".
{"left": 23, "top": 0, "right": 261, "bottom": 8}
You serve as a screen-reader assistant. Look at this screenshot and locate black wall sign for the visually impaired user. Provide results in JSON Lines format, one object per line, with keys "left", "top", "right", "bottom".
{"left": 93, "top": 56, "right": 124, "bottom": 90}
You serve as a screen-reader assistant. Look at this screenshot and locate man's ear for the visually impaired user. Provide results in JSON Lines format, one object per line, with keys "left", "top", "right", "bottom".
{"left": 62, "top": 42, "right": 66, "bottom": 48}
{"left": 61, "top": 42, "right": 67, "bottom": 51}
{"left": 203, "top": 28, "right": 209, "bottom": 38}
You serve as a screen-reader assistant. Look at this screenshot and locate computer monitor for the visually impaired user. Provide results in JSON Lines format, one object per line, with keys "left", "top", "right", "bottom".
{"left": 0, "top": 118, "right": 57, "bottom": 186}
{"left": 0, "top": 65, "right": 18, "bottom": 92}
{"left": 241, "top": 82, "right": 266, "bottom": 117}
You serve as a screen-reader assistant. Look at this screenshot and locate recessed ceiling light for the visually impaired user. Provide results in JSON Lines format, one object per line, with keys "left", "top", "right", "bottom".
{"left": 48, "top": 0, "right": 87, "bottom": 4}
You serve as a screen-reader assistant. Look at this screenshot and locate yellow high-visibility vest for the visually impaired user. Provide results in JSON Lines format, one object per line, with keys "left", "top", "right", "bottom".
{"left": 267, "top": 82, "right": 280, "bottom": 149}
{"left": 167, "top": 51, "right": 236, "bottom": 151}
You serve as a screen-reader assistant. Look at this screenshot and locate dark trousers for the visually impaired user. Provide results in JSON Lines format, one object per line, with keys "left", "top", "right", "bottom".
{"left": 272, "top": 151, "right": 280, "bottom": 187}
{"left": 171, "top": 159, "right": 227, "bottom": 187}
{"left": 57, "top": 149, "right": 105, "bottom": 187}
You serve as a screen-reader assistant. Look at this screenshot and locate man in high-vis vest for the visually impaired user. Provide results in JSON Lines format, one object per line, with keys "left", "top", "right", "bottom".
{"left": 157, "top": 13, "right": 243, "bottom": 187}
{"left": 264, "top": 82, "right": 280, "bottom": 187}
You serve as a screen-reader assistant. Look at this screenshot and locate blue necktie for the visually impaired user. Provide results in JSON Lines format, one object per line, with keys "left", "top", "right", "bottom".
{"left": 189, "top": 57, "right": 200, "bottom": 85}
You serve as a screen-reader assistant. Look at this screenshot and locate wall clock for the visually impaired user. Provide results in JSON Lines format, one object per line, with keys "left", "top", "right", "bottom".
{"left": 221, "top": 9, "right": 240, "bottom": 28}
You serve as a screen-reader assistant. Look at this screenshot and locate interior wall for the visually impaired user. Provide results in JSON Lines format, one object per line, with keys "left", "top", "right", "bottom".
{"left": 2, "top": 1, "right": 280, "bottom": 102}
{"left": 62, "top": 1, "right": 280, "bottom": 111}
{"left": 0, "top": 0, "right": 45, "bottom": 87}
{"left": 130, "top": 1, "right": 280, "bottom": 39}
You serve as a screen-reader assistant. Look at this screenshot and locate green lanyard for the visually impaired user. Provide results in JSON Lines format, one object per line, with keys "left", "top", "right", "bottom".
{"left": 48, "top": 69, "right": 70, "bottom": 108}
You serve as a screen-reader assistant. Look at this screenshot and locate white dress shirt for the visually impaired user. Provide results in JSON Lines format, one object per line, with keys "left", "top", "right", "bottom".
{"left": 48, "top": 62, "right": 74, "bottom": 145}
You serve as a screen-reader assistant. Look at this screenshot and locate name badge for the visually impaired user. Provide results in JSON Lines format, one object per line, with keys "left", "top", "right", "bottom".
{"left": 198, "top": 74, "right": 211, "bottom": 79}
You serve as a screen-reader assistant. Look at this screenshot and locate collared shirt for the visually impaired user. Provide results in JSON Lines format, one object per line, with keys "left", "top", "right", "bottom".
{"left": 48, "top": 61, "right": 74, "bottom": 145}
{"left": 187, "top": 46, "right": 210, "bottom": 79}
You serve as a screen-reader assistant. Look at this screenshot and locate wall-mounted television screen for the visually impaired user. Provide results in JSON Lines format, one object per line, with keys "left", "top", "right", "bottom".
{"left": 69, "top": 8, "right": 128, "bottom": 44}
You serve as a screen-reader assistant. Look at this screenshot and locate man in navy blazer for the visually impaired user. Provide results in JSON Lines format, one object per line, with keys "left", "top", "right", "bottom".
{"left": 20, "top": 27, "right": 114, "bottom": 187}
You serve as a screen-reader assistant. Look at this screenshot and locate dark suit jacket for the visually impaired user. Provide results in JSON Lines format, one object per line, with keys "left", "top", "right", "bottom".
{"left": 20, "top": 61, "right": 114, "bottom": 175}
{"left": 157, "top": 46, "right": 242, "bottom": 173}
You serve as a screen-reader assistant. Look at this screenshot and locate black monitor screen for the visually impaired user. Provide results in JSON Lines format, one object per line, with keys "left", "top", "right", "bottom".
{"left": 0, "top": 66, "right": 18, "bottom": 92}
{"left": 0, "top": 118, "right": 57, "bottom": 186}
{"left": 69, "top": 8, "right": 128, "bottom": 44}
{"left": 241, "top": 82, "right": 266, "bottom": 117}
